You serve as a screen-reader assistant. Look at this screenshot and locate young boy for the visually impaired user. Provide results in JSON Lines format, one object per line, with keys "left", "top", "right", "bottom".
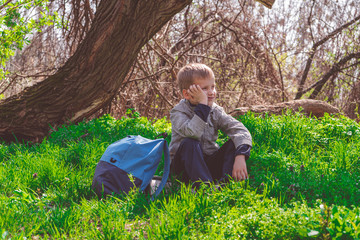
{"left": 169, "top": 63, "right": 253, "bottom": 186}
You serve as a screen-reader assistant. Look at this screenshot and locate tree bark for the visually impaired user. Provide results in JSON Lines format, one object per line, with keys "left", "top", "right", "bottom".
{"left": 0, "top": 0, "right": 192, "bottom": 142}
{"left": 230, "top": 99, "right": 340, "bottom": 118}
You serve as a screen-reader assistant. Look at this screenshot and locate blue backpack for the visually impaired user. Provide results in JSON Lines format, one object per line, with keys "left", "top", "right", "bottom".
{"left": 92, "top": 134, "right": 170, "bottom": 200}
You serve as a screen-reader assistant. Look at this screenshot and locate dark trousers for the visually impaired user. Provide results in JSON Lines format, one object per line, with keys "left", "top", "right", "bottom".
{"left": 171, "top": 138, "right": 236, "bottom": 186}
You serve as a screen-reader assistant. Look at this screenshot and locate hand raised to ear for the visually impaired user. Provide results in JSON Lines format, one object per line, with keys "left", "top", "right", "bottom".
{"left": 186, "top": 85, "right": 208, "bottom": 105}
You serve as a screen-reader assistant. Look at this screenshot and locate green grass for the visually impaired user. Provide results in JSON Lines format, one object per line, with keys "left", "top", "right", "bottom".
{"left": 1, "top": 110, "right": 360, "bottom": 239}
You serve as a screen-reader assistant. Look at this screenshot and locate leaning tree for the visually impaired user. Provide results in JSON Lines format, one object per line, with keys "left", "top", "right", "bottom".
{"left": 0, "top": 0, "right": 274, "bottom": 142}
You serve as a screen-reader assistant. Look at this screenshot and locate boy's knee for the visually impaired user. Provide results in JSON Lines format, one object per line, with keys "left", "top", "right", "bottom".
{"left": 223, "top": 139, "right": 236, "bottom": 151}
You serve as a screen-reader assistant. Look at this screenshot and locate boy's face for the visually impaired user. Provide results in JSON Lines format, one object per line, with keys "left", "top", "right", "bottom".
{"left": 183, "top": 77, "right": 217, "bottom": 106}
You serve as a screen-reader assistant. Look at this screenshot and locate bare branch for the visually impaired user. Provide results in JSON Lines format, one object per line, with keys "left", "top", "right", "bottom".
{"left": 301, "top": 52, "right": 360, "bottom": 99}
{"left": 295, "top": 13, "right": 360, "bottom": 99}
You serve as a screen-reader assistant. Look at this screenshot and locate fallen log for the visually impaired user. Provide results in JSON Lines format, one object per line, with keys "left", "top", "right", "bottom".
{"left": 230, "top": 99, "right": 340, "bottom": 118}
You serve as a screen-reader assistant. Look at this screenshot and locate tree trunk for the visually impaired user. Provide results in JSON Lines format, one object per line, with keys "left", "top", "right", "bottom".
{"left": 0, "top": 0, "right": 191, "bottom": 142}
{"left": 230, "top": 99, "right": 340, "bottom": 118}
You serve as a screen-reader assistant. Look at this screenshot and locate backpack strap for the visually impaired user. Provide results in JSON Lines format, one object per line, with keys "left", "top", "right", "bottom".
{"left": 155, "top": 132, "right": 168, "bottom": 139}
{"left": 151, "top": 139, "right": 170, "bottom": 200}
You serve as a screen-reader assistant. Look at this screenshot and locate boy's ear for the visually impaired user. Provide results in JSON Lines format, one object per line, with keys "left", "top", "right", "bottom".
{"left": 182, "top": 89, "right": 190, "bottom": 100}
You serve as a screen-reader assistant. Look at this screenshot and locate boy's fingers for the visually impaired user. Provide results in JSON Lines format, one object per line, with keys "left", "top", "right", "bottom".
{"left": 233, "top": 169, "right": 248, "bottom": 181}
{"left": 243, "top": 169, "right": 248, "bottom": 179}
{"left": 188, "top": 85, "right": 198, "bottom": 94}
{"left": 190, "top": 85, "right": 202, "bottom": 92}
{"left": 233, "top": 170, "right": 241, "bottom": 181}
{"left": 240, "top": 172, "right": 245, "bottom": 181}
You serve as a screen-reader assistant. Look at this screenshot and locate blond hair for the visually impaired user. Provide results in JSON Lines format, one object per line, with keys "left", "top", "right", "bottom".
{"left": 177, "top": 63, "right": 215, "bottom": 91}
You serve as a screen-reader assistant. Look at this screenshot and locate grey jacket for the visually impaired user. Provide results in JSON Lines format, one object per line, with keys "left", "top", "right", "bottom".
{"left": 169, "top": 99, "right": 252, "bottom": 161}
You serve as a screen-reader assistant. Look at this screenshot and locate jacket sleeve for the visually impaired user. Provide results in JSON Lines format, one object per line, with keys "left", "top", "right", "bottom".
{"left": 170, "top": 107, "right": 207, "bottom": 140}
{"left": 216, "top": 107, "right": 253, "bottom": 148}
{"left": 235, "top": 144, "right": 252, "bottom": 160}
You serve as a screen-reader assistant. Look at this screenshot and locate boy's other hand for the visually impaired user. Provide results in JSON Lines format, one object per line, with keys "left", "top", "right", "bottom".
{"left": 187, "top": 84, "right": 208, "bottom": 105}
{"left": 232, "top": 155, "right": 248, "bottom": 181}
